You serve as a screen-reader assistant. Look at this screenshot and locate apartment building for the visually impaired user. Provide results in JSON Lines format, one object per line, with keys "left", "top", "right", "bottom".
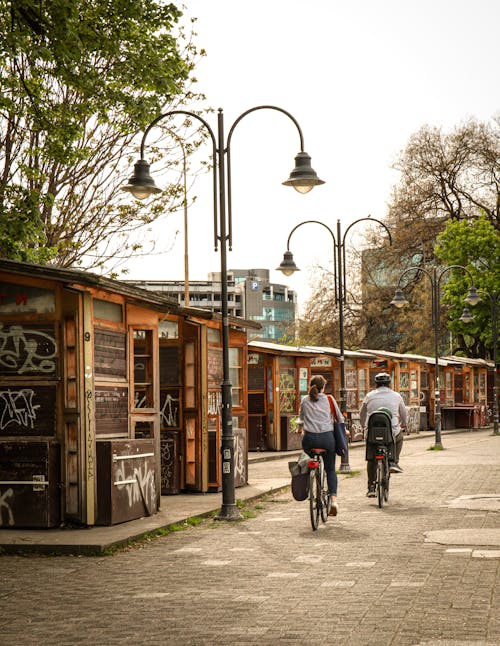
{"left": 130, "top": 268, "right": 296, "bottom": 342}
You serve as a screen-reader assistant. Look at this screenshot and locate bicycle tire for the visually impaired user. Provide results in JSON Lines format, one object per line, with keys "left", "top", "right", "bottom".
{"left": 319, "top": 457, "right": 330, "bottom": 522}
{"left": 376, "top": 460, "right": 384, "bottom": 508}
{"left": 309, "top": 468, "right": 320, "bottom": 530}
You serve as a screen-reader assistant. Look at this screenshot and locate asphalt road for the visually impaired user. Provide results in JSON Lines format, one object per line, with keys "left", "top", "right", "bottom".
{"left": 1, "top": 430, "right": 499, "bottom": 645}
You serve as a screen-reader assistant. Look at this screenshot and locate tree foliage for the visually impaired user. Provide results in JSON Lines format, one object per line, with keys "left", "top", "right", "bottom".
{"left": 0, "top": 0, "right": 205, "bottom": 269}
{"left": 435, "top": 216, "right": 500, "bottom": 360}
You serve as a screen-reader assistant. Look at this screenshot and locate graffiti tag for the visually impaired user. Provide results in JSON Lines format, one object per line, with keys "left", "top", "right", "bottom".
{"left": 0, "top": 388, "right": 40, "bottom": 430}
{"left": 0, "top": 324, "right": 57, "bottom": 374}
{"left": 0, "top": 488, "right": 14, "bottom": 526}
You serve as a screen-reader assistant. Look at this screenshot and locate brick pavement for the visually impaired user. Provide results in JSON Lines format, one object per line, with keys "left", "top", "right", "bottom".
{"left": 0, "top": 429, "right": 499, "bottom": 646}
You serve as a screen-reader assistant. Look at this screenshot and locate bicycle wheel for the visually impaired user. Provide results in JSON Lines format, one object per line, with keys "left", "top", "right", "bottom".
{"left": 376, "top": 460, "right": 384, "bottom": 508}
{"left": 309, "top": 468, "right": 320, "bottom": 530}
{"left": 384, "top": 460, "right": 390, "bottom": 502}
{"left": 319, "top": 457, "right": 330, "bottom": 522}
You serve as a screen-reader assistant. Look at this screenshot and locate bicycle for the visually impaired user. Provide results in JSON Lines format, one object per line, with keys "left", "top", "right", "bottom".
{"left": 365, "top": 408, "right": 394, "bottom": 509}
{"left": 373, "top": 442, "right": 390, "bottom": 508}
{"left": 306, "top": 448, "right": 331, "bottom": 530}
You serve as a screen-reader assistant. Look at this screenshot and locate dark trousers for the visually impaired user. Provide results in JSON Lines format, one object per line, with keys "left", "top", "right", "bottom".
{"left": 367, "top": 431, "right": 403, "bottom": 488}
{"left": 302, "top": 431, "right": 338, "bottom": 495}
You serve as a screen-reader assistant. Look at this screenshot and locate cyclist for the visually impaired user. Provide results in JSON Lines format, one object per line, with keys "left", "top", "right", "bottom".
{"left": 299, "top": 375, "right": 342, "bottom": 516}
{"left": 360, "top": 372, "right": 408, "bottom": 497}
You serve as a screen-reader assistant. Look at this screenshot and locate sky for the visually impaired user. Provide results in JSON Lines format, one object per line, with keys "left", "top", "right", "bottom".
{"left": 124, "top": 0, "right": 500, "bottom": 311}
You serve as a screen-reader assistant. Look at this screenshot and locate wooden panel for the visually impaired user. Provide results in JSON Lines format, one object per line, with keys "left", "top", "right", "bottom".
{"left": 0, "top": 440, "right": 60, "bottom": 527}
{"left": 94, "top": 329, "right": 126, "bottom": 378}
{"left": 96, "top": 439, "right": 157, "bottom": 525}
{"left": 185, "top": 416, "right": 196, "bottom": 486}
{"left": 184, "top": 342, "right": 196, "bottom": 409}
{"left": 207, "top": 347, "right": 223, "bottom": 389}
{"left": 160, "top": 431, "right": 180, "bottom": 494}
{"left": 0, "top": 385, "right": 56, "bottom": 436}
{"left": 160, "top": 389, "right": 180, "bottom": 429}
{"left": 248, "top": 392, "right": 265, "bottom": 414}
{"left": 159, "top": 346, "right": 180, "bottom": 386}
{"left": 94, "top": 386, "right": 128, "bottom": 435}
{"left": 248, "top": 366, "right": 265, "bottom": 391}
{"left": 0, "top": 323, "right": 57, "bottom": 376}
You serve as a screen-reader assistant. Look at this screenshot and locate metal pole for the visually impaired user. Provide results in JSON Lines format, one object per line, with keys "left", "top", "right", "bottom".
{"left": 433, "top": 269, "right": 443, "bottom": 448}
{"left": 182, "top": 145, "right": 190, "bottom": 307}
{"left": 492, "top": 292, "right": 499, "bottom": 435}
{"left": 337, "top": 219, "right": 350, "bottom": 472}
{"left": 215, "top": 108, "right": 240, "bottom": 520}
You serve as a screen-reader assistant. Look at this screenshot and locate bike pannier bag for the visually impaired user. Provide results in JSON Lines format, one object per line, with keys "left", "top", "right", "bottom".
{"left": 290, "top": 472, "right": 309, "bottom": 501}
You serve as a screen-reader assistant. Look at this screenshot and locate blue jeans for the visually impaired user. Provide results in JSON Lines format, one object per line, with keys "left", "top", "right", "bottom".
{"left": 302, "top": 431, "right": 338, "bottom": 495}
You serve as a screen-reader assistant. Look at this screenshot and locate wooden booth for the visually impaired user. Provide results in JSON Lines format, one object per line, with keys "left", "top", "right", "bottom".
{"left": 439, "top": 356, "right": 491, "bottom": 430}
{"left": 158, "top": 308, "right": 257, "bottom": 495}
{"left": 0, "top": 260, "right": 257, "bottom": 528}
{"left": 247, "top": 341, "right": 324, "bottom": 451}
{"left": 0, "top": 259, "right": 181, "bottom": 528}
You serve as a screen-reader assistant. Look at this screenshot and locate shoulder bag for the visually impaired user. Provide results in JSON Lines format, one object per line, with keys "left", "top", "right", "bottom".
{"left": 327, "top": 395, "right": 348, "bottom": 457}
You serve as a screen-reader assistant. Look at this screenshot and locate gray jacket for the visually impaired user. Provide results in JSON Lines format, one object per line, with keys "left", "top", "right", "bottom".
{"left": 359, "top": 386, "right": 408, "bottom": 437}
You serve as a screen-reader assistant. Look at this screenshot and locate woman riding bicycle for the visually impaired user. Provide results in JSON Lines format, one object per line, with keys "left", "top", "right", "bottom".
{"left": 299, "top": 375, "right": 342, "bottom": 517}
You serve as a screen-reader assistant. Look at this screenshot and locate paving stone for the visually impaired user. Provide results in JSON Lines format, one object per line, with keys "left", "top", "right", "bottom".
{"left": 0, "top": 430, "right": 499, "bottom": 645}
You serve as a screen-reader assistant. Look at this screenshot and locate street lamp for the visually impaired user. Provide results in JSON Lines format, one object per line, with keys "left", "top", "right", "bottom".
{"left": 391, "top": 265, "right": 476, "bottom": 448}
{"left": 277, "top": 217, "right": 392, "bottom": 472}
{"left": 122, "top": 106, "right": 324, "bottom": 520}
{"left": 461, "top": 288, "right": 499, "bottom": 435}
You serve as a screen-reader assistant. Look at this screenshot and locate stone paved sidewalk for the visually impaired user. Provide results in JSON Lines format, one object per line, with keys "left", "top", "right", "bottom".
{"left": 0, "top": 429, "right": 499, "bottom": 645}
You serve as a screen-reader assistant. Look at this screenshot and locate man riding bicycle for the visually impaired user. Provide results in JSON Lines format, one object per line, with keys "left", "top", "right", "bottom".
{"left": 360, "top": 372, "right": 408, "bottom": 497}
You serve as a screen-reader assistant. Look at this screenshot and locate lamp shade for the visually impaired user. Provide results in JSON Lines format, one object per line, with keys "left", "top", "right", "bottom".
{"left": 276, "top": 251, "right": 300, "bottom": 276}
{"left": 390, "top": 288, "right": 409, "bottom": 309}
{"left": 459, "top": 307, "right": 475, "bottom": 323}
{"left": 282, "top": 151, "right": 325, "bottom": 194}
{"left": 121, "top": 159, "right": 161, "bottom": 200}
{"left": 464, "top": 285, "right": 482, "bottom": 306}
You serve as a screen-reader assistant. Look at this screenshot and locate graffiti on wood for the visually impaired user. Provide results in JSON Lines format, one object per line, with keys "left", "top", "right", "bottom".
{"left": 0, "top": 324, "right": 57, "bottom": 375}
{"left": 0, "top": 386, "right": 56, "bottom": 436}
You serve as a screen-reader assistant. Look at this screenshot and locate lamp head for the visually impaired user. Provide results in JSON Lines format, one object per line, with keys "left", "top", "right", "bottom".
{"left": 459, "top": 307, "right": 475, "bottom": 324}
{"left": 390, "top": 288, "right": 409, "bottom": 309}
{"left": 277, "top": 251, "right": 300, "bottom": 276}
{"left": 121, "top": 159, "right": 161, "bottom": 200}
{"left": 464, "top": 285, "right": 482, "bottom": 307}
{"left": 282, "top": 151, "right": 325, "bottom": 194}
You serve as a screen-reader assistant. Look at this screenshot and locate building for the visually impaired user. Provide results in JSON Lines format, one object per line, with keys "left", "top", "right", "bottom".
{"left": 0, "top": 258, "right": 258, "bottom": 528}
{"left": 130, "top": 268, "right": 297, "bottom": 342}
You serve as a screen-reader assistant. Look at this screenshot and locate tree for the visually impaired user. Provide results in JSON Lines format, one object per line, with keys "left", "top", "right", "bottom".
{"left": 435, "top": 216, "right": 500, "bottom": 359}
{"left": 358, "top": 117, "right": 500, "bottom": 353}
{"left": 290, "top": 117, "right": 500, "bottom": 353}
{"left": 0, "top": 0, "right": 205, "bottom": 269}
{"left": 389, "top": 118, "right": 500, "bottom": 233}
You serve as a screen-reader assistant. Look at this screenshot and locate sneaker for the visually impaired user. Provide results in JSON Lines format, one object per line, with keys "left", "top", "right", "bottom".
{"left": 390, "top": 463, "right": 403, "bottom": 474}
{"left": 328, "top": 500, "right": 339, "bottom": 516}
{"left": 366, "top": 488, "right": 376, "bottom": 498}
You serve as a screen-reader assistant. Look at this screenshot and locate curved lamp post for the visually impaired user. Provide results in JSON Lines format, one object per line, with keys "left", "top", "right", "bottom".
{"left": 277, "top": 217, "right": 392, "bottom": 472}
{"left": 460, "top": 288, "right": 499, "bottom": 435}
{"left": 122, "top": 106, "right": 324, "bottom": 520}
{"left": 391, "top": 265, "right": 477, "bottom": 448}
